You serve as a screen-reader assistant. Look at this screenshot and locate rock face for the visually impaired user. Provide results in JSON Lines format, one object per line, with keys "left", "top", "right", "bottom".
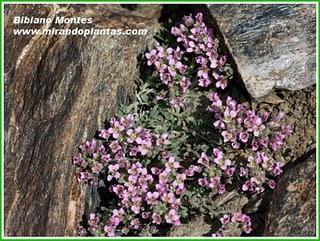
{"left": 255, "top": 85, "right": 316, "bottom": 165}
{"left": 264, "top": 153, "right": 316, "bottom": 236}
{"left": 208, "top": 4, "right": 316, "bottom": 99}
{"left": 4, "top": 4, "right": 161, "bottom": 236}
{"left": 169, "top": 215, "right": 211, "bottom": 237}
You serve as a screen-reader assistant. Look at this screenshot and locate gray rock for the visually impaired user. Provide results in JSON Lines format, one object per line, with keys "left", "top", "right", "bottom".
{"left": 4, "top": 4, "right": 161, "bottom": 236}
{"left": 169, "top": 215, "right": 211, "bottom": 237}
{"left": 264, "top": 153, "right": 316, "bottom": 236}
{"left": 207, "top": 4, "right": 316, "bottom": 99}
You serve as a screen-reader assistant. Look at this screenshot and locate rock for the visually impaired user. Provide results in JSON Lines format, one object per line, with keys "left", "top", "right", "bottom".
{"left": 169, "top": 215, "right": 211, "bottom": 237}
{"left": 207, "top": 4, "right": 316, "bottom": 99}
{"left": 264, "top": 153, "right": 316, "bottom": 236}
{"left": 256, "top": 85, "right": 316, "bottom": 164}
{"left": 4, "top": 4, "right": 161, "bottom": 236}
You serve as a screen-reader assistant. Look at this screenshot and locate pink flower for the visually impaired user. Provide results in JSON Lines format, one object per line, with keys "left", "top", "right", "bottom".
{"left": 226, "top": 167, "right": 236, "bottom": 177}
{"left": 180, "top": 77, "right": 191, "bottom": 94}
{"left": 216, "top": 78, "right": 228, "bottom": 89}
{"left": 162, "top": 192, "right": 176, "bottom": 204}
{"left": 198, "top": 178, "right": 208, "bottom": 187}
{"left": 198, "top": 152, "right": 210, "bottom": 167}
{"left": 240, "top": 167, "right": 249, "bottom": 177}
{"left": 239, "top": 131, "right": 249, "bottom": 143}
{"left": 268, "top": 179, "right": 276, "bottom": 189}
{"left": 107, "top": 164, "right": 120, "bottom": 181}
{"left": 221, "top": 159, "right": 232, "bottom": 170}
{"left": 208, "top": 92, "right": 222, "bottom": 108}
{"left": 221, "top": 130, "right": 234, "bottom": 143}
{"left": 218, "top": 185, "right": 226, "bottom": 194}
{"left": 129, "top": 218, "right": 140, "bottom": 230}
{"left": 108, "top": 121, "right": 125, "bottom": 139}
{"left": 170, "top": 97, "right": 184, "bottom": 109}
{"left": 152, "top": 213, "right": 161, "bottom": 224}
{"left": 213, "top": 148, "right": 223, "bottom": 164}
{"left": 165, "top": 209, "right": 181, "bottom": 226}
{"left": 99, "top": 129, "right": 110, "bottom": 140}
{"left": 165, "top": 156, "right": 180, "bottom": 170}
{"left": 156, "top": 133, "right": 170, "bottom": 146}
{"left": 198, "top": 78, "right": 212, "bottom": 87}
{"left": 109, "top": 141, "right": 121, "bottom": 153}
{"left": 146, "top": 49, "right": 160, "bottom": 66}
{"left": 220, "top": 214, "right": 230, "bottom": 226}
{"left": 104, "top": 225, "right": 115, "bottom": 237}
{"left": 269, "top": 162, "right": 284, "bottom": 176}
{"left": 160, "top": 72, "right": 172, "bottom": 86}
{"left": 146, "top": 191, "right": 159, "bottom": 205}
{"left": 242, "top": 179, "right": 255, "bottom": 192}
{"left": 88, "top": 213, "right": 100, "bottom": 231}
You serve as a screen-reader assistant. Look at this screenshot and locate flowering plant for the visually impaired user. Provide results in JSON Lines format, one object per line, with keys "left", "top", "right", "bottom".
{"left": 73, "top": 13, "right": 292, "bottom": 237}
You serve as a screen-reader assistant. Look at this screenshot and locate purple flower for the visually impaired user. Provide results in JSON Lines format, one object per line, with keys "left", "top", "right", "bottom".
{"left": 152, "top": 213, "right": 161, "bottom": 225}
{"left": 282, "top": 124, "right": 293, "bottom": 135}
{"left": 239, "top": 131, "right": 249, "bottom": 143}
{"left": 198, "top": 178, "right": 208, "bottom": 187}
{"left": 88, "top": 213, "right": 100, "bottom": 232}
{"left": 146, "top": 49, "right": 160, "bottom": 66}
{"left": 160, "top": 72, "right": 172, "bottom": 86}
{"left": 99, "top": 129, "right": 110, "bottom": 140}
{"left": 269, "top": 162, "right": 284, "bottom": 176}
{"left": 240, "top": 167, "right": 249, "bottom": 177}
{"left": 108, "top": 121, "right": 125, "bottom": 139}
{"left": 218, "top": 185, "right": 226, "bottom": 194}
{"left": 198, "top": 152, "right": 210, "bottom": 167}
{"left": 165, "top": 156, "right": 180, "bottom": 170}
{"left": 198, "top": 78, "right": 212, "bottom": 87}
{"left": 109, "top": 140, "right": 121, "bottom": 153}
{"left": 242, "top": 179, "right": 255, "bottom": 192}
{"left": 268, "top": 180, "right": 276, "bottom": 189}
{"left": 79, "top": 139, "right": 97, "bottom": 155}
{"left": 141, "top": 212, "right": 150, "bottom": 219}
{"left": 107, "top": 164, "right": 120, "bottom": 181}
{"left": 226, "top": 167, "right": 236, "bottom": 177}
{"left": 104, "top": 225, "right": 115, "bottom": 237}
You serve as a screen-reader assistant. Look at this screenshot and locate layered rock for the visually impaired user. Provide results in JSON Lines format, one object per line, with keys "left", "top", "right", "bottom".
{"left": 255, "top": 85, "right": 316, "bottom": 165}
{"left": 4, "top": 4, "right": 161, "bottom": 236}
{"left": 208, "top": 4, "right": 316, "bottom": 99}
{"left": 264, "top": 152, "right": 316, "bottom": 236}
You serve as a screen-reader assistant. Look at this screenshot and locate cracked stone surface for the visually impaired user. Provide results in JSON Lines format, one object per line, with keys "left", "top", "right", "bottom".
{"left": 208, "top": 4, "right": 316, "bottom": 99}
{"left": 264, "top": 153, "right": 316, "bottom": 236}
{"left": 4, "top": 4, "right": 161, "bottom": 236}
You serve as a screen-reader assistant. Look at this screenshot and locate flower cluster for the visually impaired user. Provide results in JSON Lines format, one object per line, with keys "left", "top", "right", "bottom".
{"left": 212, "top": 213, "right": 252, "bottom": 237}
{"left": 104, "top": 156, "right": 190, "bottom": 236}
{"left": 72, "top": 12, "right": 294, "bottom": 238}
{"left": 145, "top": 13, "right": 232, "bottom": 110}
{"left": 208, "top": 92, "right": 292, "bottom": 193}
{"left": 196, "top": 148, "right": 236, "bottom": 194}
{"left": 171, "top": 13, "right": 231, "bottom": 89}
{"left": 146, "top": 45, "right": 189, "bottom": 109}
{"left": 73, "top": 114, "right": 231, "bottom": 236}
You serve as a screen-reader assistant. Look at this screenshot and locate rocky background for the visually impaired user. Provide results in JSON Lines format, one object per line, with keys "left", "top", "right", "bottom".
{"left": 4, "top": 4, "right": 316, "bottom": 237}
